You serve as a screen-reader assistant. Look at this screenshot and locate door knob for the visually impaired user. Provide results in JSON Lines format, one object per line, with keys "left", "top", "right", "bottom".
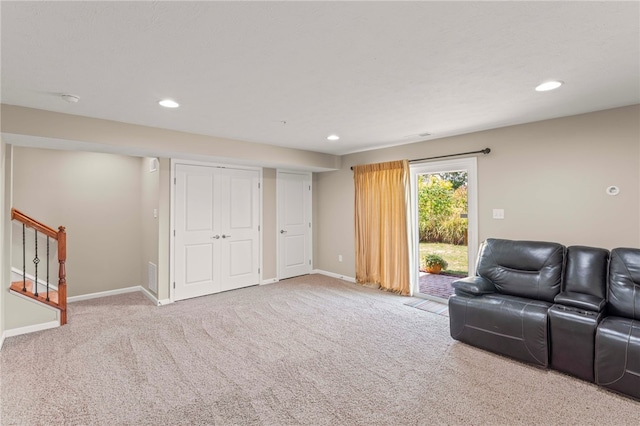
{"left": 280, "top": 230, "right": 287, "bottom": 234}
{"left": 211, "top": 235, "right": 220, "bottom": 239}
{"left": 221, "top": 234, "right": 231, "bottom": 239}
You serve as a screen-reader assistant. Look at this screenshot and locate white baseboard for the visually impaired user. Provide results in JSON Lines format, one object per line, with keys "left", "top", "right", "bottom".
{"left": 312, "top": 269, "right": 356, "bottom": 283}
{"left": 0, "top": 332, "right": 5, "bottom": 350}
{"left": 140, "top": 286, "right": 158, "bottom": 305}
{"left": 68, "top": 286, "right": 140, "bottom": 303}
{"left": 261, "top": 277, "right": 279, "bottom": 285}
{"left": 4, "top": 320, "right": 60, "bottom": 338}
{"left": 67, "top": 285, "right": 173, "bottom": 306}
{"left": 140, "top": 286, "right": 171, "bottom": 306}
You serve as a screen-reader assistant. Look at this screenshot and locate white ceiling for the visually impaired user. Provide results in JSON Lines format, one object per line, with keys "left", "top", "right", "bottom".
{"left": 1, "top": 1, "right": 638, "bottom": 156}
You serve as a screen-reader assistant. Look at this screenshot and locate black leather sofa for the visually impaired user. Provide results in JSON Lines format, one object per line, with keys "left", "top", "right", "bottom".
{"left": 449, "top": 238, "right": 640, "bottom": 400}
{"left": 595, "top": 248, "right": 640, "bottom": 399}
{"left": 549, "top": 245, "right": 608, "bottom": 382}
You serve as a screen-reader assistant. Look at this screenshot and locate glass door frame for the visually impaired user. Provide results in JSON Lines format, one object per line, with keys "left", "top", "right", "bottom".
{"left": 409, "top": 157, "right": 478, "bottom": 298}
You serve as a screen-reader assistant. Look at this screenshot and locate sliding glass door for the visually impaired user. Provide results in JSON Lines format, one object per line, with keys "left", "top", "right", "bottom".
{"left": 410, "top": 158, "right": 478, "bottom": 300}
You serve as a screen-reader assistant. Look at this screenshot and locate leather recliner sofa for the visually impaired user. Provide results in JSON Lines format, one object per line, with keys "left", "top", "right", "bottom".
{"left": 449, "top": 239, "right": 564, "bottom": 367}
{"left": 449, "top": 238, "right": 640, "bottom": 400}
{"left": 595, "top": 248, "right": 640, "bottom": 399}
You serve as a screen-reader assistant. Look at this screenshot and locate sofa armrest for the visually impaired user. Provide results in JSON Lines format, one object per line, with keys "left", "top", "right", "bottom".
{"left": 451, "top": 276, "right": 496, "bottom": 296}
{"left": 554, "top": 291, "right": 606, "bottom": 312}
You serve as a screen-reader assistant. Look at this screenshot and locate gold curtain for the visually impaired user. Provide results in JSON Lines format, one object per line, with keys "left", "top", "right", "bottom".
{"left": 353, "top": 160, "right": 410, "bottom": 295}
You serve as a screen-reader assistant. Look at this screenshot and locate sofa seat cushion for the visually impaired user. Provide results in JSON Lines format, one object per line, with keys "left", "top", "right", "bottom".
{"left": 595, "top": 316, "right": 640, "bottom": 399}
{"left": 449, "top": 293, "right": 552, "bottom": 367}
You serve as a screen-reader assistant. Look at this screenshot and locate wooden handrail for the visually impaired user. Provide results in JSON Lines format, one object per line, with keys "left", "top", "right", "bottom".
{"left": 10, "top": 208, "right": 67, "bottom": 325}
{"left": 11, "top": 208, "right": 58, "bottom": 239}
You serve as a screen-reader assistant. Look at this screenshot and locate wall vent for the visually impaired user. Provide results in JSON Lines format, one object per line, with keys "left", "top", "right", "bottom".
{"left": 148, "top": 262, "right": 158, "bottom": 293}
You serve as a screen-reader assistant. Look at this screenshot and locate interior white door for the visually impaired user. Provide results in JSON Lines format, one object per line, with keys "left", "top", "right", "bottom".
{"left": 174, "top": 164, "right": 220, "bottom": 300}
{"left": 175, "top": 164, "right": 260, "bottom": 301}
{"left": 219, "top": 168, "right": 260, "bottom": 292}
{"left": 278, "top": 171, "right": 311, "bottom": 279}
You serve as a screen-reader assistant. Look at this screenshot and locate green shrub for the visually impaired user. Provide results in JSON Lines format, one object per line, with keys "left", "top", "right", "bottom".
{"left": 418, "top": 174, "right": 468, "bottom": 245}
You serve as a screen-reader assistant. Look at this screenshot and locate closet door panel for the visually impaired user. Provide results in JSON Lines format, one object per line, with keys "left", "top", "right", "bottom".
{"left": 174, "top": 165, "right": 220, "bottom": 300}
{"left": 219, "top": 168, "right": 260, "bottom": 292}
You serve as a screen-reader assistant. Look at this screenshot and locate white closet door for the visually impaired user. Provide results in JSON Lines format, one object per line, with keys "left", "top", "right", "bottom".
{"left": 219, "top": 168, "right": 260, "bottom": 292}
{"left": 174, "top": 164, "right": 220, "bottom": 300}
{"left": 174, "top": 164, "right": 260, "bottom": 301}
{"left": 278, "top": 171, "right": 312, "bottom": 279}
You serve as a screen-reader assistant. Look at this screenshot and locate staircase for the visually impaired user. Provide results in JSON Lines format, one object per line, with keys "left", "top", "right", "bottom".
{"left": 9, "top": 208, "right": 68, "bottom": 325}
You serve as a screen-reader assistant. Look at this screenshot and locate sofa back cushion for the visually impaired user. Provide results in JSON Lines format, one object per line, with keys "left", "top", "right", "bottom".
{"left": 476, "top": 238, "right": 564, "bottom": 303}
{"left": 564, "top": 245, "right": 609, "bottom": 299}
{"left": 609, "top": 248, "right": 640, "bottom": 319}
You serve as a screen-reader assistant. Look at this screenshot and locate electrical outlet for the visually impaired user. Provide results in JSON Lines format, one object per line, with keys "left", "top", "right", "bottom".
{"left": 338, "top": 255, "right": 343, "bottom": 262}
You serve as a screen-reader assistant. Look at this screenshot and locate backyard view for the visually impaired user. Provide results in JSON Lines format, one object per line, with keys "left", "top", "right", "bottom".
{"left": 420, "top": 242, "right": 467, "bottom": 276}
{"left": 418, "top": 171, "right": 468, "bottom": 299}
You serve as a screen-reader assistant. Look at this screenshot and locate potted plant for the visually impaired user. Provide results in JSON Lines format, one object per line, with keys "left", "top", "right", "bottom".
{"left": 423, "top": 253, "right": 448, "bottom": 274}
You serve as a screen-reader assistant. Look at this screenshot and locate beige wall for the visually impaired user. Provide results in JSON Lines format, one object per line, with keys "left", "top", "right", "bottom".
{"left": 2, "top": 105, "right": 638, "bottom": 333}
{"left": 156, "top": 158, "right": 171, "bottom": 302}
{"left": 315, "top": 105, "right": 640, "bottom": 278}
{"left": 1, "top": 105, "right": 340, "bottom": 172}
{"left": 12, "top": 147, "right": 144, "bottom": 297}
{"left": 140, "top": 158, "right": 160, "bottom": 294}
{"left": 1, "top": 141, "right": 7, "bottom": 338}
{"left": 2, "top": 144, "right": 59, "bottom": 330}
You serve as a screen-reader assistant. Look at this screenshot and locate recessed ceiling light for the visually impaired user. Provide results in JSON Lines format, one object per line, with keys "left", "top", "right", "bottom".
{"left": 327, "top": 134, "right": 340, "bottom": 141}
{"left": 159, "top": 99, "right": 180, "bottom": 108}
{"left": 535, "top": 81, "right": 563, "bottom": 92}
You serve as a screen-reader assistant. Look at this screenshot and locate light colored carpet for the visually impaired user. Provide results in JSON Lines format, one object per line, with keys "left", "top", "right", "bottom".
{"left": 1, "top": 274, "right": 638, "bottom": 425}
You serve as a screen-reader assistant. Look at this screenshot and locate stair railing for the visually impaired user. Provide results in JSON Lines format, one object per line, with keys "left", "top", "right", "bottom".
{"left": 10, "top": 208, "right": 67, "bottom": 325}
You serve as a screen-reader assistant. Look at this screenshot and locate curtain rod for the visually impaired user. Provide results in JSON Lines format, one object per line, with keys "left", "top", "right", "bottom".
{"left": 410, "top": 147, "right": 491, "bottom": 164}
{"left": 350, "top": 148, "right": 491, "bottom": 170}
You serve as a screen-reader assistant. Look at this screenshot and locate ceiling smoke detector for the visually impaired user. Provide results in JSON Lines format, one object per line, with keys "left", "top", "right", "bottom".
{"left": 61, "top": 94, "right": 80, "bottom": 103}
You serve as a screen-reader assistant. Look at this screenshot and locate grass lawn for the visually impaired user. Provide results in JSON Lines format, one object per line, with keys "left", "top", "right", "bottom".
{"left": 420, "top": 242, "right": 468, "bottom": 276}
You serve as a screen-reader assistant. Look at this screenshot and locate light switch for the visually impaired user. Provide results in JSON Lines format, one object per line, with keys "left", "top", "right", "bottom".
{"left": 153, "top": 208, "right": 158, "bottom": 218}
{"left": 492, "top": 209, "right": 505, "bottom": 219}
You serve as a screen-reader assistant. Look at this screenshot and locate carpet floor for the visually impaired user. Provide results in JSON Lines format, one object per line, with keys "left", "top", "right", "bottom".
{"left": 1, "top": 274, "right": 638, "bottom": 425}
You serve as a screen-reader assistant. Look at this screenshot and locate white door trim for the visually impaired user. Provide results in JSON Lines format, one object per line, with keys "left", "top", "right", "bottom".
{"left": 409, "top": 157, "right": 478, "bottom": 296}
{"left": 276, "top": 170, "right": 312, "bottom": 280}
{"left": 170, "top": 158, "right": 262, "bottom": 303}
